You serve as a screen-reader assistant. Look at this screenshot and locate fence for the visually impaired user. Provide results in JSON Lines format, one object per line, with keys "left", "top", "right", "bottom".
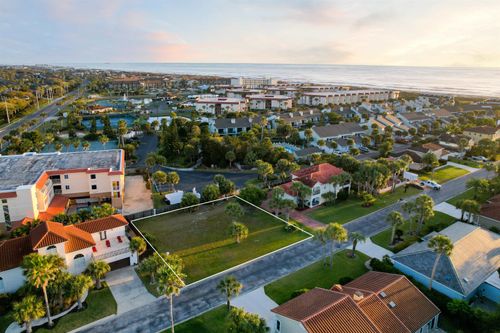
{"left": 124, "top": 203, "right": 181, "bottom": 221}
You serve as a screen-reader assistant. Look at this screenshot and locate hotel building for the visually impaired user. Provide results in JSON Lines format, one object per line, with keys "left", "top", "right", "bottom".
{"left": 248, "top": 94, "right": 293, "bottom": 110}
{"left": 194, "top": 97, "right": 248, "bottom": 114}
{"left": 299, "top": 90, "right": 399, "bottom": 106}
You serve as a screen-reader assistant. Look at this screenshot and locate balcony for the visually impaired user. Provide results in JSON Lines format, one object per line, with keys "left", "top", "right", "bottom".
{"left": 91, "top": 237, "right": 130, "bottom": 261}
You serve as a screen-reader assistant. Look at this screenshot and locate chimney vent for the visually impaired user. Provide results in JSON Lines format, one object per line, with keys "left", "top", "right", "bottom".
{"left": 353, "top": 291, "right": 364, "bottom": 301}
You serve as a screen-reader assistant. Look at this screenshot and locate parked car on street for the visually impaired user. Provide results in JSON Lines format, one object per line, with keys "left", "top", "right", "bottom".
{"left": 471, "top": 156, "right": 488, "bottom": 162}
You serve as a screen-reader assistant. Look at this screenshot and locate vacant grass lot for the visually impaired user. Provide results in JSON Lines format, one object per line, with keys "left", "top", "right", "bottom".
{"left": 419, "top": 166, "right": 469, "bottom": 184}
{"left": 134, "top": 198, "right": 309, "bottom": 283}
{"left": 371, "top": 211, "right": 456, "bottom": 252}
{"left": 307, "top": 187, "right": 421, "bottom": 224}
{"left": 35, "top": 285, "right": 117, "bottom": 333}
{"left": 264, "top": 250, "right": 369, "bottom": 304}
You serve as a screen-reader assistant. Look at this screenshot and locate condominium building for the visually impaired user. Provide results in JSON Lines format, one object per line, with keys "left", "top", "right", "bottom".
{"left": 299, "top": 90, "right": 399, "bottom": 106}
{"left": 0, "top": 150, "right": 125, "bottom": 227}
{"left": 247, "top": 94, "right": 293, "bottom": 110}
{"left": 194, "top": 97, "right": 248, "bottom": 114}
{"left": 230, "top": 77, "right": 277, "bottom": 88}
{"left": 463, "top": 126, "right": 500, "bottom": 144}
{"left": 226, "top": 88, "right": 264, "bottom": 99}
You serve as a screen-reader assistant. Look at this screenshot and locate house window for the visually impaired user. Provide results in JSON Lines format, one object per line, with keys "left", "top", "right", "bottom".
{"left": 73, "top": 254, "right": 86, "bottom": 270}
{"left": 276, "top": 320, "right": 281, "bottom": 331}
{"left": 90, "top": 174, "right": 96, "bottom": 179}
{"left": 46, "top": 245, "right": 57, "bottom": 253}
{"left": 112, "top": 181, "right": 120, "bottom": 191}
{"left": 65, "top": 185, "right": 70, "bottom": 190}
{"left": 64, "top": 175, "right": 69, "bottom": 179}
{"left": 2, "top": 204, "right": 10, "bottom": 226}
{"left": 91, "top": 185, "right": 97, "bottom": 190}
{"left": 113, "top": 192, "right": 121, "bottom": 198}
{"left": 1, "top": 199, "right": 6, "bottom": 204}
{"left": 99, "top": 231, "right": 107, "bottom": 240}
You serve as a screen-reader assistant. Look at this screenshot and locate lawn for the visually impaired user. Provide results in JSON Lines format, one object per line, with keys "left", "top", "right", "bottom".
{"left": 152, "top": 192, "right": 168, "bottom": 209}
{"left": 307, "top": 186, "right": 421, "bottom": 224}
{"left": 448, "top": 157, "right": 483, "bottom": 169}
{"left": 446, "top": 188, "right": 490, "bottom": 206}
{"left": 134, "top": 198, "right": 309, "bottom": 284}
{"left": 371, "top": 211, "right": 456, "bottom": 252}
{"left": 0, "top": 312, "right": 13, "bottom": 333}
{"left": 419, "top": 166, "right": 469, "bottom": 184}
{"left": 264, "top": 250, "right": 369, "bottom": 304}
{"left": 173, "top": 306, "right": 229, "bottom": 333}
{"left": 34, "top": 285, "right": 117, "bottom": 333}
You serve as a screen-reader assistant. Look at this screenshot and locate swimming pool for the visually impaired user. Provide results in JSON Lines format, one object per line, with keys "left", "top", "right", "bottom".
{"left": 42, "top": 140, "right": 119, "bottom": 153}
{"left": 274, "top": 143, "right": 300, "bottom": 154}
{"left": 81, "top": 114, "right": 138, "bottom": 129}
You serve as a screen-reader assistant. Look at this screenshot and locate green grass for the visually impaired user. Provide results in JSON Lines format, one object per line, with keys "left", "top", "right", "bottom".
{"left": 448, "top": 157, "right": 483, "bottom": 169}
{"left": 307, "top": 187, "right": 421, "bottom": 224}
{"left": 419, "top": 166, "right": 469, "bottom": 184}
{"left": 152, "top": 193, "right": 169, "bottom": 209}
{"left": 136, "top": 267, "right": 162, "bottom": 297}
{"left": 371, "top": 211, "right": 456, "bottom": 252}
{"left": 34, "top": 285, "right": 117, "bottom": 333}
{"left": 446, "top": 188, "right": 490, "bottom": 206}
{"left": 134, "top": 198, "right": 309, "bottom": 283}
{"left": 0, "top": 312, "right": 13, "bottom": 333}
{"left": 264, "top": 250, "right": 369, "bottom": 304}
{"left": 173, "top": 306, "right": 229, "bottom": 333}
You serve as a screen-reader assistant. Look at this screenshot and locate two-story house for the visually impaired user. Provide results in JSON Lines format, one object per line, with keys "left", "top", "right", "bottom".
{"left": 280, "top": 163, "right": 350, "bottom": 207}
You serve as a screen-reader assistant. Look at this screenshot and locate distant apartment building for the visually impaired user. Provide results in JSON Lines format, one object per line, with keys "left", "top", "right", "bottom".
{"left": 210, "top": 117, "right": 264, "bottom": 136}
{"left": 299, "top": 90, "right": 399, "bottom": 106}
{"left": 108, "top": 76, "right": 166, "bottom": 91}
{"left": 194, "top": 97, "right": 247, "bottom": 114}
{"left": 463, "top": 126, "right": 500, "bottom": 144}
{"left": 248, "top": 94, "right": 293, "bottom": 110}
{"left": 226, "top": 88, "right": 264, "bottom": 99}
{"left": 265, "top": 87, "right": 299, "bottom": 97}
{"left": 0, "top": 150, "right": 125, "bottom": 227}
{"left": 230, "top": 77, "right": 277, "bottom": 88}
{"left": 271, "top": 110, "right": 323, "bottom": 128}
{"left": 0, "top": 214, "right": 133, "bottom": 293}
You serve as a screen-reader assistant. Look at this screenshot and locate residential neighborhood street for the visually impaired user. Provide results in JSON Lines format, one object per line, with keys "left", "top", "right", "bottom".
{"left": 76, "top": 167, "right": 493, "bottom": 333}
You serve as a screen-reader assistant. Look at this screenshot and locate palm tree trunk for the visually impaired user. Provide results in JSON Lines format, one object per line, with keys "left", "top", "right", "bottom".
{"left": 429, "top": 254, "right": 441, "bottom": 290}
{"left": 390, "top": 226, "right": 396, "bottom": 245}
{"left": 78, "top": 297, "right": 83, "bottom": 310}
{"left": 351, "top": 241, "right": 357, "bottom": 257}
{"left": 42, "top": 286, "right": 53, "bottom": 327}
{"left": 461, "top": 209, "right": 465, "bottom": 221}
{"left": 170, "top": 296, "right": 175, "bottom": 333}
{"left": 26, "top": 321, "right": 32, "bottom": 333}
{"left": 96, "top": 278, "right": 102, "bottom": 289}
{"left": 227, "top": 297, "right": 231, "bottom": 310}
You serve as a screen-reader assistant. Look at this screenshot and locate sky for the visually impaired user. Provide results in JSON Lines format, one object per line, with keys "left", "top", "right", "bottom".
{"left": 0, "top": 0, "right": 499, "bottom": 67}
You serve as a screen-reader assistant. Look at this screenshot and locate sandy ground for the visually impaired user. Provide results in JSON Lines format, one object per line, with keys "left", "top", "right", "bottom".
{"left": 123, "top": 175, "right": 153, "bottom": 214}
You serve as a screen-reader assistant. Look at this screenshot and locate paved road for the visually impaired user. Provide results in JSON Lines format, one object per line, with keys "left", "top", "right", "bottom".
{"left": 0, "top": 82, "right": 87, "bottom": 139}
{"left": 76, "top": 168, "right": 492, "bottom": 333}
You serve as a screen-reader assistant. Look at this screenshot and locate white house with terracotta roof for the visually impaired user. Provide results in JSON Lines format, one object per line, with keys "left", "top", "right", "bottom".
{"left": 281, "top": 163, "right": 350, "bottom": 208}
{"left": 271, "top": 271, "right": 440, "bottom": 333}
{"left": 0, "top": 150, "right": 125, "bottom": 228}
{"left": 247, "top": 94, "right": 293, "bottom": 110}
{"left": 0, "top": 214, "right": 134, "bottom": 293}
{"left": 194, "top": 97, "right": 247, "bottom": 114}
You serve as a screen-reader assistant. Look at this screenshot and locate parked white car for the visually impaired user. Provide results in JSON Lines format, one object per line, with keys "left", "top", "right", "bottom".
{"left": 471, "top": 156, "right": 488, "bottom": 162}
{"left": 420, "top": 180, "right": 441, "bottom": 190}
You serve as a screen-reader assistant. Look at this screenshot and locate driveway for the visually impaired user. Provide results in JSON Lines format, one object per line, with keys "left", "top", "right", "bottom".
{"left": 232, "top": 287, "right": 278, "bottom": 327}
{"left": 123, "top": 176, "right": 153, "bottom": 214}
{"left": 75, "top": 168, "right": 493, "bottom": 333}
{"left": 105, "top": 266, "right": 156, "bottom": 314}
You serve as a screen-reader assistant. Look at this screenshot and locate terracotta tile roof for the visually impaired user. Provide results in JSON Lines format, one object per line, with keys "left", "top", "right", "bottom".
{"left": 38, "top": 195, "right": 69, "bottom": 221}
{"left": 0, "top": 236, "right": 33, "bottom": 271}
{"left": 292, "top": 163, "right": 344, "bottom": 187}
{"left": 74, "top": 214, "right": 128, "bottom": 234}
{"left": 30, "top": 221, "right": 69, "bottom": 249}
{"left": 480, "top": 194, "right": 500, "bottom": 221}
{"left": 64, "top": 225, "right": 96, "bottom": 253}
{"left": 346, "top": 272, "right": 440, "bottom": 332}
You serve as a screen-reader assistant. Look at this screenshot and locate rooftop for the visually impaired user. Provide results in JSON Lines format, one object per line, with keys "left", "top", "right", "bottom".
{"left": 0, "top": 150, "right": 124, "bottom": 192}
{"left": 247, "top": 94, "right": 292, "bottom": 100}
{"left": 393, "top": 222, "right": 500, "bottom": 296}
{"left": 312, "top": 123, "right": 366, "bottom": 138}
{"left": 480, "top": 194, "right": 500, "bottom": 221}
{"left": 464, "top": 126, "right": 499, "bottom": 135}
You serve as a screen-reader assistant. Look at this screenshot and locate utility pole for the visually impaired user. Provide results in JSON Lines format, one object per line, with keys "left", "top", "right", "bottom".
{"left": 3, "top": 97, "right": 10, "bottom": 124}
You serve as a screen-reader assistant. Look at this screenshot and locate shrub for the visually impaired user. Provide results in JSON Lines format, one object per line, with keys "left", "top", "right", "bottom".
{"left": 291, "top": 288, "right": 309, "bottom": 298}
{"left": 283, "top": 221, "right": 300, "bottom": 232}
{"left": 337, "top": 189, "right": 349, "bottom": 201}
{"left": 338, "top": 276, "right": 354, "bottom": 285}
{"left": 361, "top": 193, "right": 376, "bottom": 207}
{"left": 239, "top": 185, "right": 266, "bottom": 206}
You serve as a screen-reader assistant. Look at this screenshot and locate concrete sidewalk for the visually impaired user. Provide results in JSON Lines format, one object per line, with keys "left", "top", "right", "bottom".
{"left": 434, "top": 202, "right": 462, "bottom": 220}
{"left": 357, "top": 238, "right": 393, "bottom": 259}
{"left": 446, "top": 161, "right": 480, "bottom": 173}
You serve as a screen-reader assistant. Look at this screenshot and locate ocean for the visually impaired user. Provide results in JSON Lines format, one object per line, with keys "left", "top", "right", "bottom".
{"left": 57, "top": 63, "right": 500, "bottom": 97}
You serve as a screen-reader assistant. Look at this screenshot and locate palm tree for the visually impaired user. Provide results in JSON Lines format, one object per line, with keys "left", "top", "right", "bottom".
{"left": 72, "top": 139, "right": 80, "bottom": 151}
{"left": 168, "top": 172, "right": 180, "bottom": 192}
{"left": 217, "top": 276, "right": 243, "bottom": 310}
{"left": 291, "top": 181, "right": 312, "bottom": 209}
{"left": 98, "top": 134, "right": 109, "bottom": 149}
{"left": 314, "top": 228, "right": 329, "bottom": 265}
{"left": 152, "top": 170, "right": 168, "bottom": 194}
{"left": 466, "top": 178, "right": 489, "bottom": 200}
{"left": 70, "top": 274, "right": 94, "bottom": 310}
{"left": 22, "top": 253, "right": 66, "bottom": 327}
{"left": 225, "top": 150, "right": 236, "bottom": 168}
{"left": 117, "top": 119, "right": 128, "bottom": 147}
{"left": 87, "top": 260, "right": 110, "bottom": 289}
{"left": 54, "top": 142, "right": 63, "bottom": 152}
{"left": 460, "top": 199, "right": 480, "bottom": 223}
{"left": 326, "top": 223, "right": 348, "bottom": 268}
{"left": 130, "top": 236, "right": 147, "bottom": 263}
{"left": 428, "top": 235, "right": 453, "bottom": 290}
{"left": 349, "top": 232, "right": 366, "bottom": 258}
{"left": 12, "top": 294, "right": 45, "bottom": 333}
{"left": 230, "top": 222, "right": 249, "bottom": 243}
{"left": 157, "top": 256, "right": 185, "bottom": 333}
{"left": 387, "top": 211, "right": 405, "bottom": 245}
{"left": 82, "top": 140, "right": 90, "bottom": 151}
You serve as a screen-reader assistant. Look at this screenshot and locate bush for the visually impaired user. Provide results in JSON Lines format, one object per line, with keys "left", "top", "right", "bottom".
{"left": 338, "top": 276, "right": 354, "bottom": 285}
{"left": 283, "top": 221, "right": 300, "bottom": 232}
{"left": 489, "top": 226, "right": 499, "bottom": 234}
{"left": 291, "top": 288, "right": 309, "bottom": 298}
{"left": 239, "top": 185, "right": 266, "bottom": 206}
{"left": 337, "top": 189, "right": 349, "bottom": 201}
{"left": 392, "top": 236, "right": 419, "bottom": 253}
{"left": 361, "top": 193, "right": 376, "bottom": 207}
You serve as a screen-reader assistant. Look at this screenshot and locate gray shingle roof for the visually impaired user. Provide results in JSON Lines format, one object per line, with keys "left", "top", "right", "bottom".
{"left": 312, "top": 123, "right": 366, "bottom": 138}
{"left": 393, "top": 222, "right": 500, "bottom": 296}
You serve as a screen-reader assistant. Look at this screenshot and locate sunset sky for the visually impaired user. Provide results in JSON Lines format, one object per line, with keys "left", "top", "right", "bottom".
{"left": 1, "top": 0, "right": 499, "bottom": 67}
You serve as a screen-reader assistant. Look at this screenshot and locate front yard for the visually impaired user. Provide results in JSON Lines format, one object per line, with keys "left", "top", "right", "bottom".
{"left": 371, "top": 211, "right": 456, "bottom": 252}
{"left": 446, "top": 188, "right": 490, "bottom": 206}
{"left": 134, "top": 198, "right": 309, "bottom": 284}
{"left": 173, "top": 306, "right": 228, "bottom": 333}
{"left": 34, "top": 285, "right": 117, "bottom": 333}
{"left": 264, "top": 250, "right": 369, "bottom": 304}
{"left": 419, "top": 165, "right": 469, "bottom": 184}
{"left": 307, "top": 186, "right": 421, "bottom": 224}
